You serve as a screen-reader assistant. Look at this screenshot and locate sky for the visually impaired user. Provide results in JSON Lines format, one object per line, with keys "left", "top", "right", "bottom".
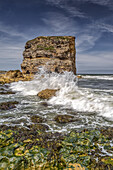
{"left": 0, "top": 0, "right": 113, "bottom": 74}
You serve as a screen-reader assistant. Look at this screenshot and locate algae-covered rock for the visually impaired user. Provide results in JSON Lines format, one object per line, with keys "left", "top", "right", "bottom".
{"left": 54, "top": 114, "right": 75, "bottom": 123}
{"left": 28, "top": 123, "right": 49, "bottom": 131}
{"left": 37, "top": 89, "right": 58, "bottom": 99}
{"left": 0, "top": 101, "right": 19, "bottom": 110}
{"left": 0, "top": 126, "right": 113, "bottom": 169}
{"left": 31, "top": 115, "right": 45, "bottom": 123}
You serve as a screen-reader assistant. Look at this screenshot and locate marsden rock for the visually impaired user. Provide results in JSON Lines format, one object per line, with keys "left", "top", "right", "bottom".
{"left": 21, "top": 36, "right": 76, "bottom": 74}
{"left": 37, "top": 89, "right": 58, "bottom": 99}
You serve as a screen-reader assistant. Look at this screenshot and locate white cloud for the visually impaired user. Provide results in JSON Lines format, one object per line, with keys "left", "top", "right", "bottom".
{"left": 42, "top": 12, "right": 79, "bottom": 35}
{"left": 42, "top": 12, "right": 103, "bottom": 52}
{"left": 76, "top": 32, "right": 101, "bottom": 52}
{"left": 98, "top": 23, "right": 113, "bottom": 33}
{"left": 77, "top": 51, "right": 113, "bottom": 73}
{"left": 0, "top": 22, "right": 28, "bottom": 39}
{"left": 46, "top": 0, "right": 86, "bottom": 18}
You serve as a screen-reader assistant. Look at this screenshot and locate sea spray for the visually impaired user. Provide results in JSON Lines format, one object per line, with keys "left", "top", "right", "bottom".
{"left": 9, "top": 68, "right": 113, "bottom": 122}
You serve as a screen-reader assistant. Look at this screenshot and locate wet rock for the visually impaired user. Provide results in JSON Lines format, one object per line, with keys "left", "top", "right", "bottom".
{"left": 0, "top": 91, "right": 15, "bottom": 95}
{"left": 54, "top": 114, "right": 75, "bottom": 123}
{"left": 31, "top": 115, "right": 45, "bottom": 123}
{"left": 0, "top": 127, "right": 113, "bottom": 169}
{"left": 37, "top": 89, "right": 58, "bottom": 99}
{"left": 40, "top": 102, "right": 49, "bottom": 107}
{"left": 28, "top": 123, "right": 49, "bottom": 131}
{"left": 77, "top": 75, "right": 82, "bottom": 79}
{"left": 0, "top": 101, "right": 19, "bottom": 110}
{"left": 100, "top": 127, "right": 113, "bottom": 140}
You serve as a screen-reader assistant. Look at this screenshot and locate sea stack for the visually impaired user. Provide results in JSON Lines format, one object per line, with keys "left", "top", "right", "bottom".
{"left": 21, "top": 36, "right": 76, "bottom": 74}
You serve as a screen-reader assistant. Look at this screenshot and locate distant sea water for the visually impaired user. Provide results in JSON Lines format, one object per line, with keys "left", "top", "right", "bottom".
{"left": 0, "top": 68, "right": 113, "bottom": 133}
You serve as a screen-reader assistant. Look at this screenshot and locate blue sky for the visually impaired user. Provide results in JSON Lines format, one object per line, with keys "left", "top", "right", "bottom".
{"left": 0, "top": 0, "right": 113, "bottom": 74}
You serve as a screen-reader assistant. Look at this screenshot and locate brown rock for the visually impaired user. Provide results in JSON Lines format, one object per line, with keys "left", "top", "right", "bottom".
{"left": 0, "top": 91, "right": 15, "bottom": 95}
{"left": 0, "top": 70, "right": 33, "bottom": 84}
{"left": 0, "top": 101, "right": 19, "bottom": 110}
{"left": 37, "top": 89, "right": 58, "bottom": 99}
{"left": 54, "top": 114, "right": 75, "bottom": 123}
{"left": 77, "top": 75, "right": 82, "bottom": 79}
{"left": 31, "top": 115, "right": 45, "bottom": 123}
{"left": 5, "top": 70, "right": 23, "bottom": 79}
{"left": 21, "top": 36, "right": 76, "bottom": 74}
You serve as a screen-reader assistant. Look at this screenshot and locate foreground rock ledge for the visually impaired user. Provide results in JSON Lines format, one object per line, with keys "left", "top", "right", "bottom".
{"left": 21, "top": 36, "right": 76, "bottom": 74}
{"left": 37, "top": 89, "right": 58, "bottom": 99}
{"left": 0, "top": 126, "right": 113, "bottom": 169}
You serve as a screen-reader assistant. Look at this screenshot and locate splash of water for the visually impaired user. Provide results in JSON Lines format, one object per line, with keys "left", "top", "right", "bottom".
{"left": 10, "top": 68, "right": 113, "bottom": 120}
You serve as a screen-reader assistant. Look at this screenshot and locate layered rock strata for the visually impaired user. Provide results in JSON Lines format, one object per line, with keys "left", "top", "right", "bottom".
{"left": 21, "top": 36, "right": 76, "bottom": 74}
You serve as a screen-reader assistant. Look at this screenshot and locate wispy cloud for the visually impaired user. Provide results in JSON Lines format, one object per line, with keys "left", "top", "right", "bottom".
{"left": 77, "top": 32, "right": 101, "bottom": 52}
{"left": 46, "top": 0, "right": 86, "bottom": 18}
{"left": 42, "top": 12, "right": 103, "bottom": 52}
{"left": 83, "top": 0, "right": 113, "bottom": 10}
{"left": 0, "top": 22, "right": 30, "bottom": 41}
{"left": 98, "top": 23, "right": 113, "bottom": 33}
{"left": 42, "top": 12, "right": 79, "bottom": 35}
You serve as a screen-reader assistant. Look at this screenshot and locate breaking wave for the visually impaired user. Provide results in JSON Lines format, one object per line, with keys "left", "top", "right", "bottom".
{"left": 10, "top": 68, "right": 113, "bottom": 121}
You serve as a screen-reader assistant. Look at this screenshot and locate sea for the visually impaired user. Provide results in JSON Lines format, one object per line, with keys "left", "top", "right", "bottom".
{"left": 0, "top": 68, "right": 113, "bottom": 133}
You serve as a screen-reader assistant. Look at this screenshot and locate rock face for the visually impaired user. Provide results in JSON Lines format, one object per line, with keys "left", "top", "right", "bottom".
{"left": 21, "top": 36, "right": 76, "bottom": 74}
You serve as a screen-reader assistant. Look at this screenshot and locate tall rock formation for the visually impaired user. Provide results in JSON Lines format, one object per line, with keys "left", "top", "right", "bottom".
{"left": 21, "top": 36, "right": 76, "bottom": 74}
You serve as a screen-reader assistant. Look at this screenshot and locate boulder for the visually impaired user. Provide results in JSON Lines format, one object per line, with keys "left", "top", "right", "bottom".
{"left": 31, "top": 115, "right": 45, "bottom": 123}
{"left": 0, "top": 101, "right": 19, "bottom": 110}
{"left": 37, "top": 89, "right": 58, "bottom": 99}
{"left": 54, "top": 114, "right": 75, "bottom": 123}
{"left": 21, "top": 36, "right": 76, "bottom": 74}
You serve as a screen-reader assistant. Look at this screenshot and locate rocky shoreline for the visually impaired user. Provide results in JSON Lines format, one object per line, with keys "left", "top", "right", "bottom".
{"left": 0, "top": 87, "right": 113, "bottom": 169}
{"left": 0, "top": 124, "right": 113, "bottom": 169}
{"left": 0, "top": 36, "right": 113, "bottom": 169}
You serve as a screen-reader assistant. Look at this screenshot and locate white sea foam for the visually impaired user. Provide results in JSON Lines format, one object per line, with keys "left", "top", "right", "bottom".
{"left": 82, "top": 75, "right": 113, "bottom": 80}
{"left": 10, "top": 68, "right": 113, "bottom": 120}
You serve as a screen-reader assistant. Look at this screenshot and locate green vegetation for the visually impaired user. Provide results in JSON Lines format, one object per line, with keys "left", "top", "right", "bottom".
{"left": 0, "top": 126, "right": 113, "bottom": 169}
{"left": 44, "top": 46, "right": 54, "bottom": 50}
{"left": 37, "top": 45, "right": 54, "bottom": 51}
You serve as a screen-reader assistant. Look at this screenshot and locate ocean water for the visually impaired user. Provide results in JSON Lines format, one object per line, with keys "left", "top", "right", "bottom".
{"left": 0, "top": 68, "right": 113, "bottom": 132}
